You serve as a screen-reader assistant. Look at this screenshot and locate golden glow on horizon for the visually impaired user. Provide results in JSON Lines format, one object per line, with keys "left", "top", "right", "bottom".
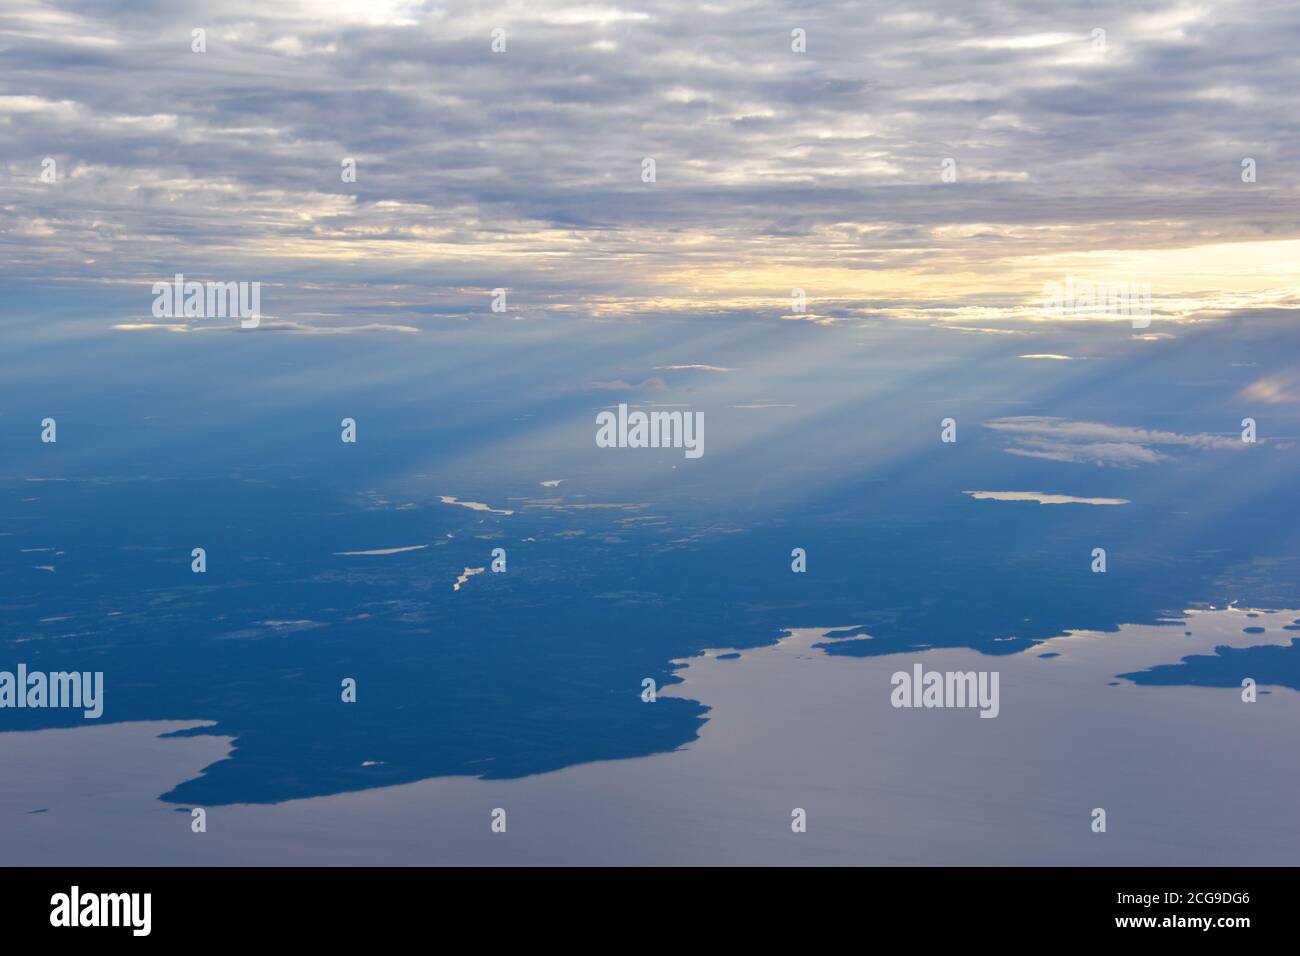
{"left": 141, "top": 223, "right": 1300, "bottom": 327}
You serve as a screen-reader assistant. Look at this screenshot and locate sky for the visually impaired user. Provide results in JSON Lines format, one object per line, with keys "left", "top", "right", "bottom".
{"left": 3, "top": 0, "right": 1300, "bottom": 332}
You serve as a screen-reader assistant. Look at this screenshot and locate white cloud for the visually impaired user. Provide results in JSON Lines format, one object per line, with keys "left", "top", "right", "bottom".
{"left": 963, "top": 491, "right": 1131, "bottom": 506}
{"left": 985, "top": 416, "right": 1243, "bottom": 466}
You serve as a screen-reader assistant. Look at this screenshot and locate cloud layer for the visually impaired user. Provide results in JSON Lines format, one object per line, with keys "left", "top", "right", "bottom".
{"left": 4, "top": 1, "right": 1300, "bottom": 328}
{"left": 984, "top": 416, "right": 1248, "bottom": 466}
